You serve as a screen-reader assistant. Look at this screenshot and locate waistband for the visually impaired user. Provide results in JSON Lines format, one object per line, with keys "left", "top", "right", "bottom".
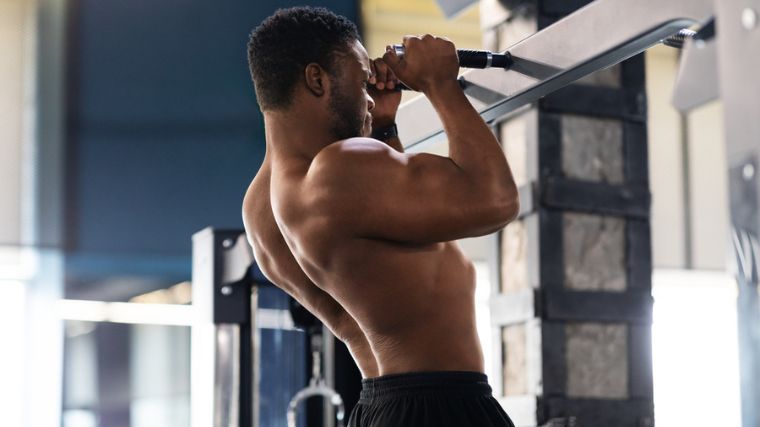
{"left": 359, "top": 371, "right": 492, "bottom": 402}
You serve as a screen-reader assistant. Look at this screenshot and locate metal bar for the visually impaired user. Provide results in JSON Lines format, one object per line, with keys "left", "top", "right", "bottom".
{"left": 192, "top": 228, "right": 217, "bottom": 427}
{"left": 323, "top": 328, "right": 336, "bottom": 427}
{"left": 214, "top": 324, "right": 241, "bottom": 427}
{"left": 397, "top": 0, "right": 713, "bottom": 151}
{"left": 250, "top": 288, "right": 260, "bottom": 427}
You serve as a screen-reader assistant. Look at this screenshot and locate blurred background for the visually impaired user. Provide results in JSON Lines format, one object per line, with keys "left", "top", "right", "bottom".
{"left": 0, "top": 0, "right": 742, "bottom": 426}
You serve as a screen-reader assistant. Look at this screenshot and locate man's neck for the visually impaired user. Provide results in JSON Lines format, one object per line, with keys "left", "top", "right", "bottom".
{"left": 263, "top": 109, "right": 336, "bottom": 161}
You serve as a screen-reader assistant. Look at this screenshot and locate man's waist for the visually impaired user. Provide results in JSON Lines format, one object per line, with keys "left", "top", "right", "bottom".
{"left": 359, "top": 370, "right": 491, "bottom": 401}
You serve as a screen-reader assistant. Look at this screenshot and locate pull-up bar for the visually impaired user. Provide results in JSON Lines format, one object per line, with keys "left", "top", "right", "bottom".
{"left": 396, "top": 0, "right": 714, "bottom": 151}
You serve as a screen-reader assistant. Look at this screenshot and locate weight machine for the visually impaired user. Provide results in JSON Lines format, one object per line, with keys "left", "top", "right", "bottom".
{"left": 191, "top": 228, "right": 359, "bottom": 427}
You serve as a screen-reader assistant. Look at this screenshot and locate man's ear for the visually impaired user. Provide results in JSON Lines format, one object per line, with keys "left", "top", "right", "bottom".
{"left": 304, "top": 63, "right": 329, "bottom": 97}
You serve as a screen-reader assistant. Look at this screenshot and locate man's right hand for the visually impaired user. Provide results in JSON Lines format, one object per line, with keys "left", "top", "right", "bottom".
{"left": 382, "top": 34, "right": 459, "bottom": 94}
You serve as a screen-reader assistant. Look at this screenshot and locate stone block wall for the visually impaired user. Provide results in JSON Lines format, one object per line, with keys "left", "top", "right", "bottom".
{"left": 482, "top": 1, "right": 654, "bottom": 425}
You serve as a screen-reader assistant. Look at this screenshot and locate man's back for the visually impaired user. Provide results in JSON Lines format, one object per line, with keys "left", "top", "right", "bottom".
{"left": 252, "top": 142, "right": 485, "bottom": 375}
{"left": 243, "top": 159, "right": 379, "bottom": 377}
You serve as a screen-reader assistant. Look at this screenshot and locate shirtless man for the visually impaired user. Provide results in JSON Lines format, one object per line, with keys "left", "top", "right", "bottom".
{"left": 243, "top": 7, "right": 518, "bottom": 427}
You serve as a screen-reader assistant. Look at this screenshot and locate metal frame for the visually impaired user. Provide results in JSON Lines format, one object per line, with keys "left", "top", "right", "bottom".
{"left": 398, "top": 0, "right": 713, "bottom": 151}
{"left": 192, "top": 228, "right": 305, "bottom": 427}
{"left": 192, "top": 228, "right": 260, "bottom": 427}
{"left": 717, "top": 3, "right": 760, "bottom": 425}
{"left": 191, "top": 227, "right": 347, "bottom": 427}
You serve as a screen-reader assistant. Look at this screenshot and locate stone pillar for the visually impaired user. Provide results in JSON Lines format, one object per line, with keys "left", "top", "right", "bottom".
{"left": 482, "top": 1, "right": 654, "bottom": 425}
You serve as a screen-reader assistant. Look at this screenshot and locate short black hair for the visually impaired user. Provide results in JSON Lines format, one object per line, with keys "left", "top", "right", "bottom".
{"left": 247, "top": 7, "right": 361, "bottom": 111}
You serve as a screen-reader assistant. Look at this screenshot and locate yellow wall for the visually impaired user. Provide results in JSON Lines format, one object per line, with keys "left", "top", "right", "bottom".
{"left": 0, "top": 0, "right": 34, "bottom": 246}
{"left": 361, "top": 0, "right": 483, "bottom": 58}
{"left": 361, "top": 0, "right": 483, "bottom": 102}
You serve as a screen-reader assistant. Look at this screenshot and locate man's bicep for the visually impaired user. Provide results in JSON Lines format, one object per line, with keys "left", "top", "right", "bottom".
{"left": 368, "top": 153, "right": 504, "bottom": 242}
{"left": 319, "top": 149, "right": 504, "bottom": 244}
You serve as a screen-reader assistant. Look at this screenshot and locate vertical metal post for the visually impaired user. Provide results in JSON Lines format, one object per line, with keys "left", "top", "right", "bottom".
{"left": 323, "top": 327, "right": 336, "bottom": 427}
{"left": 213, "top": 324, "right": 241, "bottom": 427}
{"left": 715, "top": 1, "right": 760, "bottom": 426}
{"left": 192, "top": 228, "right": 257, "bottom": 427}
{"left": 250, "top": 286, "right": 260, "bottom": 427}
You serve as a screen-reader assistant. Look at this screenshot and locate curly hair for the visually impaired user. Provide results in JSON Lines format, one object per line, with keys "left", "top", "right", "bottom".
{"left": 247, "top": 7, "right": 361, "bottom": 111}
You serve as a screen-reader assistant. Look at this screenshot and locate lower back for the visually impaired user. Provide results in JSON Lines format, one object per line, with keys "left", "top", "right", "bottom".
{"left": 320, "top": 240, "right": 485, "bottom": 376}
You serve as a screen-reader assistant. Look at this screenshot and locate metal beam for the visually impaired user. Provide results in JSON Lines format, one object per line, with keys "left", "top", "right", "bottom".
{"left": 398, "top": 0, "right": 713, "bottom": 151}
{"left": 716, "top": 1, "right": 760, "bottom": 425}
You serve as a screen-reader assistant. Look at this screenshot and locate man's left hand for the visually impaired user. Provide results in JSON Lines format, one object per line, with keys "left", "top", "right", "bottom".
{"left": 368, "top": 57, "right": 402, "bottom": 130}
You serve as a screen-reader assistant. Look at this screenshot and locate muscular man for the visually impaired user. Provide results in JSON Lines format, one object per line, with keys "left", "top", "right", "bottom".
{"left": 244, "top": 7, "right": 518, "bottom": 427}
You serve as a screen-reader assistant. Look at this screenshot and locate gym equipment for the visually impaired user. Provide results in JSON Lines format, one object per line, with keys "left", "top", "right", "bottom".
{"left": 191, "top": 228, "right": 358, "bottom": 427}
{"left": 287, "top": 332, "right": 346, "bottom": 427}
{"left": 396, "top": 0, "right": 718, "bottom": 150}
{"left": 286, "top": 298, "right": 346, "bottom": 427}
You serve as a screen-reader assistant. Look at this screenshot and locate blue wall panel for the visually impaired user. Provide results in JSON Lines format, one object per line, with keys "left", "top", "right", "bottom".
{"left": 65, "top": 0, "right": 359, "bottom": 290}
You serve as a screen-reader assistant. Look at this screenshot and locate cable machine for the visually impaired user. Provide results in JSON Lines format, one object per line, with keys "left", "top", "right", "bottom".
{"left": 191, "top": 228, "right": 360, "bottom": 427}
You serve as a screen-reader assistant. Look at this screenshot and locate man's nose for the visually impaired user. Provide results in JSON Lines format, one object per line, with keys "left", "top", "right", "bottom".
{"left": 367, "top": 94, "right": 375, "bottom": 111}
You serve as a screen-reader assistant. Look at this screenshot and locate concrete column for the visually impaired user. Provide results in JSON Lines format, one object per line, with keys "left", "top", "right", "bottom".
{"left": 482, "top": 1, "right": 653, "bottom": 425}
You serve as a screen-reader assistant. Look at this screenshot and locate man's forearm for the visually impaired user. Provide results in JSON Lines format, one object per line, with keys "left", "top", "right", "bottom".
{"left": 425, "top": 81, "right": 514, "bottom": 192}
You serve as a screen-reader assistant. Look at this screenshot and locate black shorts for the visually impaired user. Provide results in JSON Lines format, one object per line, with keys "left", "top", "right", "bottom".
{"left": 347, "top": 371, "right": 515, "bottom": 427}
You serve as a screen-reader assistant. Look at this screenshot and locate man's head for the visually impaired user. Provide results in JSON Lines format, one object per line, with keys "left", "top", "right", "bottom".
{"left": 248, "top": 8, "right": 374, "bottom": 140}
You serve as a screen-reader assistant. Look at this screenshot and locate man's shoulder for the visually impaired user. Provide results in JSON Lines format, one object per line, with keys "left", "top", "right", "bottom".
{"left": 309, "top": 137, "right": 402, "bottom": 181}
{"left": 316, "top": 137, "right": 397, "bottom": 161}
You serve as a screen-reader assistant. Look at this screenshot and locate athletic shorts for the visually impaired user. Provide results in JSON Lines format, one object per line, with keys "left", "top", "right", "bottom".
{"left": 347, "top": 371, "right": 515, "bottom": 427}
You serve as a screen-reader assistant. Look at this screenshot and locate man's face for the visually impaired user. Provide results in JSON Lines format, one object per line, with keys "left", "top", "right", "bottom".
{"left": 327, "top": 40, "right": 375, "bottom": 141}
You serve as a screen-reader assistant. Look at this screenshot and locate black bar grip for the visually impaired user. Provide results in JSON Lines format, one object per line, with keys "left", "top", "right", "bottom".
{"left": 456, "top": 49, "right": 512, "bottom": 69}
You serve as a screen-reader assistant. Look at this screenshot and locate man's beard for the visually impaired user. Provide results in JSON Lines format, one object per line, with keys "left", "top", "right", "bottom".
{"left": 328, "top": 82, "right": 367, "bottom": 141}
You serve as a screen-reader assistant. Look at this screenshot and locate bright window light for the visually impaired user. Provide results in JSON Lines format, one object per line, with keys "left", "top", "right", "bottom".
{"left": 474, "top": 262, "right": 494, "bottom": 382}
{"left": 62, "top": 409, "right": 97, "bottom": 427}
{"left": 0, "top": 280, "right": 27, "bottom": 427}
{"left": 57, "top": 300, "right": 195, "bottom": 326}
{"left": 652, "top": 269, "right": 741, "bottom": 427}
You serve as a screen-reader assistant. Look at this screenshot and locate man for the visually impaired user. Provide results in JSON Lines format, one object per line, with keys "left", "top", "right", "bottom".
{"left": 243, "top": 7, "right": 518, "bottom": 427}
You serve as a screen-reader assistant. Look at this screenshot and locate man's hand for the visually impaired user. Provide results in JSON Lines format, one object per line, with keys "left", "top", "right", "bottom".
{"left": 382, "top": 34, "right": 459, "bottom": 94}
{"left": 368, "top": 57, "right": 402, "bottom": 130}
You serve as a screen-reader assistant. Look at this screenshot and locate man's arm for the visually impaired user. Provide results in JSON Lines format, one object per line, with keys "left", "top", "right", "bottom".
{"left": 386, "top": 35, "right": 517, "bottom": 217}
{"left": 305, "top": 36, "right": 518, "bottom": 244}
{"left": 307, "top": 139, "right": 516, "bottom": 244}
{"left": 368, "top": 57, "right": 404, "bottom": 153}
